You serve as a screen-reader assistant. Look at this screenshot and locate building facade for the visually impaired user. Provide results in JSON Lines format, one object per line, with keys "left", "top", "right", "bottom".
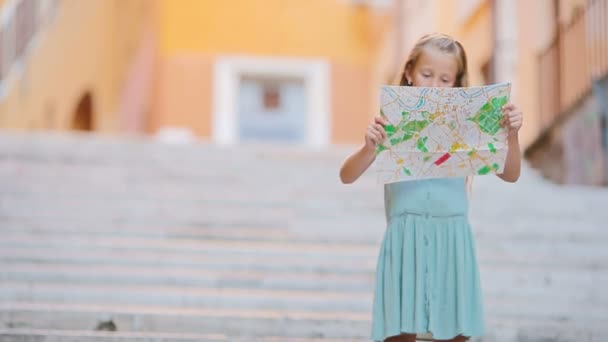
{"left": 0, "top": 0, "right": 399, "bottom": 147}
{"left": 399, "top": 0, "right": 608, "bottom": 186}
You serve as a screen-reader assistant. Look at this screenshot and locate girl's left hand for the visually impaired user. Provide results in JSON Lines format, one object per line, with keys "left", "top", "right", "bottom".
{"left": 502, "top": 103, "right": 523, "bottom": 137}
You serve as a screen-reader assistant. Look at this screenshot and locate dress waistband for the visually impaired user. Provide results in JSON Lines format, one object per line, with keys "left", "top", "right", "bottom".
{"left": 388, "top": 210, "right": 467, "bottom": 221}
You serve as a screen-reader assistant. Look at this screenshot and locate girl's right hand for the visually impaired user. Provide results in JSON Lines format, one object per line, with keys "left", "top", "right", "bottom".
{"left": 364, "top": 116, "right": 389, "bottom": 151}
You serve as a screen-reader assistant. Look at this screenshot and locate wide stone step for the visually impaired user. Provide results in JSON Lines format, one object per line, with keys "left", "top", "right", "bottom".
{"left": 0, "top": 302, "right": 370, "bottom": 339}
{"left": 2, "top": 232, "right": 605, "bottom": 272}
{"left": 0, "top": 247, "right": 376, "bottom": 274}
{"left": 0, "top": 223, "right": 385, "bottom": 244}
{"left": 0, "top": 262, "right": 375, "bottom": 292}
{"left": 2, "top": 304, "right": 605, "bottom": 342}
{"left": 0, "top": 328, "right": 369, "bottom": 342}
{"left": 0, "top": 214, "right": 385, "bottom": 238}
{"left": 2, "top": 281, "right": 607, "bottom": 322}
{"left": 0, "top": 329, "right": 227, "bottom": 342}
{"left": 0, "top": 159, "right": 351, "bottom": 187}
{"left": 2, "top": 217, "right": 607, "bottom": 245}
{"left": 0, "top": 233, "right": 378, "bottom": 258}
{"left": 2, "top": 262, "right": 605, "bottom": 302}
{"left": 0, "top": 282, "right": 373, "bottom": 312}
{"left": 2, "top": 263, "right": 607, "bottom": 321}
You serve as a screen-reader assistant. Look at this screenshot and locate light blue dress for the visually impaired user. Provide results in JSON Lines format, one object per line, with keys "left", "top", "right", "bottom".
{"left": 371, "top": 178, "right": 485, "bottom": 341}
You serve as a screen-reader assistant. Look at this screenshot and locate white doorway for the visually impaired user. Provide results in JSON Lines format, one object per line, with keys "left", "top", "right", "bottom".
{"left": 238, "top": 76, "right": 306, "bottom": 143}
{"left": 213, "top": 55, "right": 331, "bottom": 146}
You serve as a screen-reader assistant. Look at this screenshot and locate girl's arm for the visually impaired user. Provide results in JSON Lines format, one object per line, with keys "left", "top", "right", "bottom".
{"left": 497, "top": 103, "right": 523, "bottom": 183}
{"left": 340, "top": 116, "right": 388, "bottom": 184}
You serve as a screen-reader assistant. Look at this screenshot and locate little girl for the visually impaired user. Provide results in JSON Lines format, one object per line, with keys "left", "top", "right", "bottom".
{"left": 339, "top": 33, "right": 523, "bottom": 342}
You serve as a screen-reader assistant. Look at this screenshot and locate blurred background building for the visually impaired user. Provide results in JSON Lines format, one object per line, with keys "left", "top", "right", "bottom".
{"left": 0, "top": 0, "right": 606, "bottom": 184}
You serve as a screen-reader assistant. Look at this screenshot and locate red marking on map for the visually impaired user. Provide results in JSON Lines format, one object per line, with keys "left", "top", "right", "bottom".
{"left": 434, "top": 153, "right": 451, "bottom": 166}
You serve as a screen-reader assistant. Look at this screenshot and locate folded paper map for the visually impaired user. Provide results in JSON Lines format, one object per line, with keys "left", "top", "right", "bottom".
{"left": 375, "top": 83, "right": 511, "bottom": 184}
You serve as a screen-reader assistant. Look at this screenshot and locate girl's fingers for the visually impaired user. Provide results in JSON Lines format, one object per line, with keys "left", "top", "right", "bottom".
{"left": 370, "top": 128, "right": 384, "bottom": 142}
{"left": 509, "top": 120, "right": 523, "bottom": 130}
{"left": 375, "top": 116, "right": 389, "bottom": 126}
{"left": 372, "top": 124, "right": 387, "bottom": 139}
{"left": 367, "top": 126, "right": 382, "bottom": 144}
{"left": 501, "top": 116, "right": 508, "bottom": 127}
{"left": 503, "top": 103, "right": 516, "bottom": 112}
{"left": 369, "top": 124, "right": 385, "bottom": 138}
{"left": 508, "top": 111, "right": 522, "bottom": 119}
{"left": 366, "top": 132, "right": 378, "bottom": 145}
{"left": 510, "top": 116, "right": 523, "bottom": 125}
{"left": 365, "top": 130, "right": 377, "bottom": 145}
{"left": 501, "top": 105, "right": 523, "bottom": 131}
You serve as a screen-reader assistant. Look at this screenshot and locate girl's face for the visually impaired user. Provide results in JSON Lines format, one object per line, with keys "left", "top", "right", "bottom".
{"left": 406, "top": 47, "right": 459, "bottom": 88}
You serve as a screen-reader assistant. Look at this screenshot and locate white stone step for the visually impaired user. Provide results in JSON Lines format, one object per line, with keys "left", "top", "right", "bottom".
{"left": 0, "top": 247, "right": 376, "bottom": 274}
{"left": 0, "top": 302, "right": 370, "bottom": 339}
{"left": 0, "top": 262, "right": 375, "bottom": 292}
{"left": 0, "top": 233, "right": 378, "bottom": 258}
{"left": 2, "top": 231, "right": 606, "bottom": 273}
{"left": 0, "top": 223, "right": 385, "bottom": 245}
{"left": 2, "top": 131, "right": 608, "bottom": 341}
{"left": 2, "top": 303, "right": 605, "bottom": 342}
{"left": 0, "top": 329, "right": 228, "bottom": 342}
{"left": 3, "top": 216, "right": 607, "bottom": 245}
{"left": 0, "top": 282, "right": 373, "bottom": 312}
{"left": 0, "top": 328, "right": 369, "bottom": 342}
{"left": 1, "top": 280, "right": 607, "bottom": 322}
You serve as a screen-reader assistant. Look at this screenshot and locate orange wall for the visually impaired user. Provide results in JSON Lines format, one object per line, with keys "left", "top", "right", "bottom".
{"left": 0, "top": 0, "right": 153, "bottom": 132}
{"left": 0, "top": 1, "right": 112, "bottom": 129}
{"left": 151, "top": 53, "right": 214, "bottom": 137}
{"left": 153, "top": 0, "right": 393, "bottom": 144}
{"left": 332, "top": 62, "right": 372, "bottom": 143}
{"left": 158, "top": 0, "right": 383, "bottom": 68}
{"left": 452, "top": 0, "right": 494, "bottom": 86}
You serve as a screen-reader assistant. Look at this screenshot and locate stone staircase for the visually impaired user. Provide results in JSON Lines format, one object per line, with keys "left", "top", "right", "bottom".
{"left": 0, "top": 131, "right": 607, "bottom": 342}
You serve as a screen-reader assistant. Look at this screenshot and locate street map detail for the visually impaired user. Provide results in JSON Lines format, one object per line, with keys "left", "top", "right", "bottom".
{"left": 375, "top": 83, "right": 511, "bottom": 184}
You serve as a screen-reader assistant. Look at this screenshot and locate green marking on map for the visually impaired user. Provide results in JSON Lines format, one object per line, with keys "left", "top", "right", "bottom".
{"left": 376, "top": 144, "right": 388, "bottom": 154}
{"left": 399, "top": 119, "right": 431, "bottom": 143}
{"left": 403, "top": 168, "right": 412, "bottom": 176}
{"left": 488, "top": 143, "right": 497, "bottom": 154}
{"left": 416, "top": 136, "right": 429, "bottom": 152}
{"left": 478, "top": 163, "right": 500, "bottom": 175}
{"left": 468, "top": 96, "right": 508, "bottom": 135}
{"left": 468, "top": 148, "right": 477, "bottom": 156}
{"left": 478, "top": 165, "right": 492, "bottom": 175}
{"left": 423, "top": 155, "right": 432, "bottom": 162}
{"left": 380, "top": 113, "right": 432, "bottom": 151}
{"left": 385, "top": 124, "right": 397, "bottom": 137}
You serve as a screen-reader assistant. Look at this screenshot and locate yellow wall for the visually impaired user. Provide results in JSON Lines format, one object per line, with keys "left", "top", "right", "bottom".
{"left": 434, "top": 0, "right": 543, "bottom": 148}
{"left": 455, "top": 1, "right": 494, "bottom": 86}
{"left": 515, "top": 0, "right": 551, "bottom": 149}
{"left": 152, "top": 0, "right": 393, "bottom": 143}
{"left": 0, "top": 0, "right": 153, "bottom": 132}
{"left": 158, "top": 0, "right": 382, "bottom": 68}
{"left": 401, "top": 0, "right": 493, "bottom": 86}
{"left": 0, "top": 0, "right": 397, "bottom": 144}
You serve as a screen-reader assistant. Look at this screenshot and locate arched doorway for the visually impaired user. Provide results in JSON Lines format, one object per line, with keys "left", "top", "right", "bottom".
{"left": 72, "top": 92, "right": 94, "bottom": 131}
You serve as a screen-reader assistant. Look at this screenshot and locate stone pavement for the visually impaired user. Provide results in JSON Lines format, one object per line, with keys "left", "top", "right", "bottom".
{"left": 0, "top": 131, "right": 606, "bottom": 341}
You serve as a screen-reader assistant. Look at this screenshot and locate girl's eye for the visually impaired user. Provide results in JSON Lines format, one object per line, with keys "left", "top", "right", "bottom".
{"left": 422, "top": 74, "right": 431, "bottom": 78}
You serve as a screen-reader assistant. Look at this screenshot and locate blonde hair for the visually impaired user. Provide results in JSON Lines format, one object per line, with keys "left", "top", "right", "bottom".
{"left": 398, "top": 33, "right": 469, "bottom": 88}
